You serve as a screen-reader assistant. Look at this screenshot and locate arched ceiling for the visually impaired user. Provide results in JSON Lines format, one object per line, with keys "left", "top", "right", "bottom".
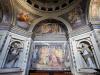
{"left": 13, "top": 0, "right": 88, "bottom": 30}
{"left": 35, "top": 0, "right": 62, "bottom": 4}
{"left": 15, "top": 0, "right": 81, "bottom": 17}
{"left": 27, "top": 0, "right": 75, "bottom": 12}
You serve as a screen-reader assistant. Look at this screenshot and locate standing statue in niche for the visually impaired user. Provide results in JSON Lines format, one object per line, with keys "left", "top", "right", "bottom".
{"left": 4, "top": 41, "right": 22, "bottom": 68}
{"left": 79, "top": 42, "right": 97, "bottom": 68}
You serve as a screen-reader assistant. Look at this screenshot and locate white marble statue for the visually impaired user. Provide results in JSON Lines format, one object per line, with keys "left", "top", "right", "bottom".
{"left": 4, "top": 41, "right": 22, "bottom": 68}
{"left": 79, "top": 42, "right": 97, "bottom": 68}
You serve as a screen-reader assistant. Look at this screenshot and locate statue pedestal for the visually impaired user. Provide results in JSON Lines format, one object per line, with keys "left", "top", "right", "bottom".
{"left": 78, "top": 68, "right": 97, "bottom": 73}
{"left": 0, "top": 68, "right": 23, "bottom": 75}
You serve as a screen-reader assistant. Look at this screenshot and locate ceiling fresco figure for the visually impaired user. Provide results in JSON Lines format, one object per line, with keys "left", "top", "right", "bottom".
{"left": 90, "top": 0, "right": 100, "bottom": 20}
{"left": 17, "top": 10, "right": 32, "bottom": 29}
{"left": 67, "top": 4, "right": 85, "bottom": 29}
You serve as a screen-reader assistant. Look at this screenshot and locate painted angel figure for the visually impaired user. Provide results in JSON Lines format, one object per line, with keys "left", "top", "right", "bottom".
{"left": 32, "top": 47, "right": 39, "bottom": 63}
{"left": 79, "top": 42, "right": 97, "bottom": 68}
{"left": 4, "top": 42, "right": 22, "bottom": 68}
{"left": 49, "top": 47, "right": 64, "bottom": 67}
{"left": 39, "top": 46, "right": 49, "bottom": 65}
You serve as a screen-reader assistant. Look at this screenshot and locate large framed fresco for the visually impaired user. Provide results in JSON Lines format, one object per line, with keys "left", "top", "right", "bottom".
{"left": 31, "top": 41, "right": 70, "bottom": 70}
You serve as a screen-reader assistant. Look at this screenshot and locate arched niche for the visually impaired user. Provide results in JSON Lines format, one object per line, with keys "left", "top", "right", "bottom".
{"left": 89, "top": 0, "right": 100, "bottom": 24}
{"left": 77, "top": 40, "right": 98, "bottom": 69}
{"left": 32, "top": 19, "right": 69, "bottom": 41}
{"left": 4, "top": 41, "right": 23, "bottom": 68}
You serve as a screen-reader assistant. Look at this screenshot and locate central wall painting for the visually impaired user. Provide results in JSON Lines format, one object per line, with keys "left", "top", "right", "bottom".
{"left": 34, "top": 23, "right": 65, "bottom": 35}
{"left": 31, "top": 42, "right": 69, "bottom": 70}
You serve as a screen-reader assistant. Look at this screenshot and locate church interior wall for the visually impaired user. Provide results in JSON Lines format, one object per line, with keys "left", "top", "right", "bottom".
{"left": 0, "top": 0, "right": 100, "bottom": 75}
